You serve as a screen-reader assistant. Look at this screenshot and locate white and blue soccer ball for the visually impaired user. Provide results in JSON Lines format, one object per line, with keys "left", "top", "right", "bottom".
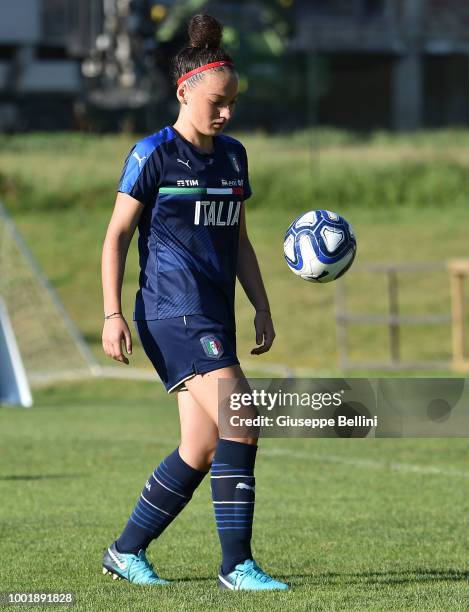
{"left": 284, "top": 210, "right": 356, "bottom": 283}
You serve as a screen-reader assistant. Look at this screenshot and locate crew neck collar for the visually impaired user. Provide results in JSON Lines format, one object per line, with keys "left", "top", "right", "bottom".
{"left": 170, "top": 125, "right": 216, "bottom": 156}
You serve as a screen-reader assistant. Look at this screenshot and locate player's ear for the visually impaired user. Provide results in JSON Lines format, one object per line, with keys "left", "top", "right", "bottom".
{"left": 176, "top": 84, "right": 188, "bottom": 105}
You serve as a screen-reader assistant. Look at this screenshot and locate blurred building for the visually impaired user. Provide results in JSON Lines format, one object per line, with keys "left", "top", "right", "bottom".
{"left": 0, "top": 0, "right": 103, "bottom": 130}
{"left": 2, "top": 0, "right": 469, "bottom": 131}
{"left": 293, "top": 0, "right": 469, "bottom": 130}
{"left": 0, "top": 0, "right": 162, "bottom": 131}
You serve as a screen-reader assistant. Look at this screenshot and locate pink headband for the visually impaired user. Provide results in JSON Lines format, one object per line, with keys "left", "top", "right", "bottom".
{"left": 177, "top": 60, "right": 234, "bottom": 86}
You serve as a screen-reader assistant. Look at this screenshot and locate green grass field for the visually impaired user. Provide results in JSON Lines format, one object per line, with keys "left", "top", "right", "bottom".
{"left": 2, "top": 131, "right": 469, "bottom": 610}
{"left": 2, "top": 378, "right": 469, "bottom": 611}
{"left": 1, "top": 130, "right": 469, "bottom": 372}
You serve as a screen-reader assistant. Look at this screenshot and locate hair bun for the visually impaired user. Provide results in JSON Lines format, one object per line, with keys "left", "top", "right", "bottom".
{"left": 188, "top": 14, "right": 223, "bottom": 49}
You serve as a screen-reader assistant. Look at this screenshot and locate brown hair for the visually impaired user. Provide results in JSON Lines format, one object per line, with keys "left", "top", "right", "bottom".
{"left": 171, "top": 14, "right": 234, "bottom": 87}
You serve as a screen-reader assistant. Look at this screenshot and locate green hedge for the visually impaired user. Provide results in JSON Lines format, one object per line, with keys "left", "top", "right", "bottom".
{"left": 1, "top": 131, "right": 469, "bottom": 213}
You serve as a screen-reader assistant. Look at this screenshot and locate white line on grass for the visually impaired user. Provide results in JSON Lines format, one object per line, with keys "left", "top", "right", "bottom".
{"left": 261, "top": 447, "right": 469, "bottom": 479}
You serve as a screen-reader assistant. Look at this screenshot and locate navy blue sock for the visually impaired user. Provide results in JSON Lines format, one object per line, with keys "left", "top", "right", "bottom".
{"left": 116, "top": 447, "right": 207, "bottom": 555}
{"left": 211, "top": 439, "right": 258, "bottom": 575}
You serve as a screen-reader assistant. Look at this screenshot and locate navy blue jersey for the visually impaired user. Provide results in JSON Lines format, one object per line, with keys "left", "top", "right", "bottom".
{"left": 118, "top": 126, "right": 252, "bottom": 327}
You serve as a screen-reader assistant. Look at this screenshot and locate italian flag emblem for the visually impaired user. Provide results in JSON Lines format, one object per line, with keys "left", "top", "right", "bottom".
{"left": 200, "top": 335, "right": 224, "bottom": 359}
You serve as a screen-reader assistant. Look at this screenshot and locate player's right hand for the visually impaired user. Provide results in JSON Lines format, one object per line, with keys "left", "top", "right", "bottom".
{"left": 102, "top": 317, "right": 133, "bottom": 365}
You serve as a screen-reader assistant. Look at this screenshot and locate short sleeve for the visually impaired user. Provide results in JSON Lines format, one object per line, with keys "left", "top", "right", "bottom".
{"left": 241, "top": 146, "right": 252, "bottom": 201}
{"left": 118, "top": 140, "right": 160, "bottom": 206}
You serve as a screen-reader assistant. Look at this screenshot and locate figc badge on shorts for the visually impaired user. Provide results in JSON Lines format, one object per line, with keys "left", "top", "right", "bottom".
{"left": 200, "top": 335, "right": 224, "bottom": 359}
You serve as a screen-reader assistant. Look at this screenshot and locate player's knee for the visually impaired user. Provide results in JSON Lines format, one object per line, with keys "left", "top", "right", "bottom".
{"left": 205, "top": 445, "right": 216, "bottom": 466}
{"left": 198, "top": 442, "right": 217, "bottom": 469}
{"left": 179, "top": 440, "right": 217, "bottom": 471}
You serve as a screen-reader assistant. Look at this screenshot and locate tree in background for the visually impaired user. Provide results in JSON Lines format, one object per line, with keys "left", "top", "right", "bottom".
{"left": 147, "top": 0, "right": 297, "bottom": 130}
{"left": 82, "top": 0, "right": 299, "bottom": 131}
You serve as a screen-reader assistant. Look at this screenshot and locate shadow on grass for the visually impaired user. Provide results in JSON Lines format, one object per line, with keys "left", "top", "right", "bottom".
{"left": 0, "top": 473, "right": 84, "bottom": 481}
{"left": 301, "top": 568, "right": 469, "bottom": 586}
{"left": 170, "top": 576, "right": 215, "bottom": 584}
{"left": 131, "top": 567, "right": 469, "bottom": 587}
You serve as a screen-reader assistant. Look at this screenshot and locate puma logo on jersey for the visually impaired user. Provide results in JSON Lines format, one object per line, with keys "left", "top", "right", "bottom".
{"left": 177, "top": 158, "right": 191, "bottom": 170}
{"left": 133, "top": 152, "right": 147, "bottom": 168}
{"left": 194, "top": 201, "right": 241, "bottom": 226}
{"left": 145, "top": 480, "right": 151, "bottom": 492}
{"left": 236, "top": 482, "right": 255, "bottom": 493}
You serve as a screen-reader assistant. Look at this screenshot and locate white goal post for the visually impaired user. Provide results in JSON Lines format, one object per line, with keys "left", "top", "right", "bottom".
{"left": 0, "top": 297, "right": 32, "bottom": 407}
{"left": 0, "top": 201, "right": 102, "bottom": 405}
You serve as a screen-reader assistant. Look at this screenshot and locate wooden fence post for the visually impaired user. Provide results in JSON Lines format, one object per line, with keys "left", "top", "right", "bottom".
{"left": 388, "top": 268, "right": 400, "bottom": 363}
{"left": 449, "top": 259, "right": 469, "bottom": 372}
{"left": 334, "top": 261, "right": 459, "bottom": 371}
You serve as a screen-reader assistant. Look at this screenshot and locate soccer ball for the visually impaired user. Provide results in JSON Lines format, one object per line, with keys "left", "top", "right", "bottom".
{"left": 284, "top": 210, "right": 356, "bottom": 283}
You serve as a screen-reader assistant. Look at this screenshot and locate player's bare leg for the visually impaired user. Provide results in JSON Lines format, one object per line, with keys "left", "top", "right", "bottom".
{"left": 177, "top": 389, "right": 219, "bottom": 471}
{"left": 184, "top": 364, "right": 257, "bottom": 445}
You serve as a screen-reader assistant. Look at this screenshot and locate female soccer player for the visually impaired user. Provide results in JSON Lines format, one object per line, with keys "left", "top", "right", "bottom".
{"left": 100, "top": 14, "right": 288, "bottom": 591}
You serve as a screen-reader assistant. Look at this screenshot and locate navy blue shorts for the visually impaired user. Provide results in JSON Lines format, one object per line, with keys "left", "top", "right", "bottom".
{"left": 134, "top": 315, "right": 239, "bottom": 393}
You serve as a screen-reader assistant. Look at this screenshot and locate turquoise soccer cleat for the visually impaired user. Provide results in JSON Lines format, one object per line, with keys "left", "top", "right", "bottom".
{"left": 218, "top": 559, "right": 289, "bottom": 591}
{"left": 102, "top": 541, "right": 170, "bottom": 585}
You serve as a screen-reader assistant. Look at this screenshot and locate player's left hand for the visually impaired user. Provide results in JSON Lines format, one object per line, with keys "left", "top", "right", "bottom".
{"left": 251, "top": 310, "right": 275, "bottom": 355}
